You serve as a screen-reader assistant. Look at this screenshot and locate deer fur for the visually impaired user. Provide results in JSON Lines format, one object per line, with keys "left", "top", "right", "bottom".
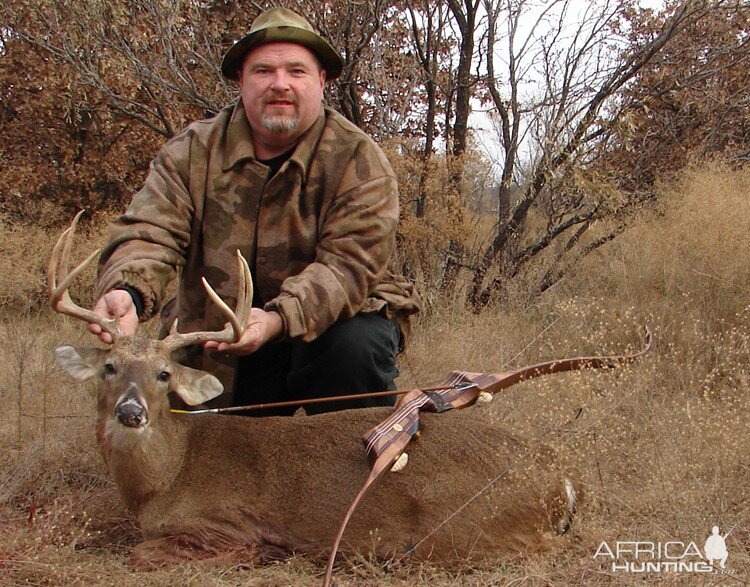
{"left": 55, "top": 336, "right": 582, "bottom": 568}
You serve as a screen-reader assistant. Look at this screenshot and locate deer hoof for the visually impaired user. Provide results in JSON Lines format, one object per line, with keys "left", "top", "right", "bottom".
{"left": 476, "top": 392, "right": 493, "bottom": 405}
{"left": 390, "top": 453, "right": 409, "bottom": 473}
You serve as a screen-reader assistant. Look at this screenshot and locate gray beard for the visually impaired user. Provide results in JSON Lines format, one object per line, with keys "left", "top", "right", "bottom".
{"left": 261, "top": 114, "right": 299, "bottom": 134}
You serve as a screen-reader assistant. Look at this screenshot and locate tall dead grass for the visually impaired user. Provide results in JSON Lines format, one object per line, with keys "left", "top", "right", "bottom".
{"left": 0, "top": 162, "right": 747, "bottom": 585}
{"left": 0, "top": 209, "right": 113, "bottom": 312}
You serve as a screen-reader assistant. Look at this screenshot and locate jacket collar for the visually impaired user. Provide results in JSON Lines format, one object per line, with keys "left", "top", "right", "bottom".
{"left": 222, "top": 99, "right": 326, "bottom": 182}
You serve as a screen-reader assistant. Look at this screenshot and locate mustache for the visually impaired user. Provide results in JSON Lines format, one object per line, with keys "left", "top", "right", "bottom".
{"left": 262, "top": 93, "right": 299, "bottom": 107}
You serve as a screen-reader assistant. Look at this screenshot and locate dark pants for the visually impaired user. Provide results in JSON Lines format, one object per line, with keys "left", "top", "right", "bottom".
{"left": 233, "top": 313, "right": 401, "bottom": 416}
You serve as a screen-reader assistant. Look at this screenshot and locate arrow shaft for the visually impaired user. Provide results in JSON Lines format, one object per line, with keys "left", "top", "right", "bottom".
{"left": 172, "top": 386, "right": 449, "bottom": 415}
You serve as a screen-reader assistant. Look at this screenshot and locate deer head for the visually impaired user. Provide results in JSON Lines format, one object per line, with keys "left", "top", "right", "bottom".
{"left": 49, "top": 212, "right": 253, "bottom": 427}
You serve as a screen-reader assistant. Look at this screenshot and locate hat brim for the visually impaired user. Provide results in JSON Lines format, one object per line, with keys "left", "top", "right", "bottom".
{"left": 221, "top": 27, "right": 344, "bottom": 81}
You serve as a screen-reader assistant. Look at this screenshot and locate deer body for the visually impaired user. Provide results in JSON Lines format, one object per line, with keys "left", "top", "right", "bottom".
{"left": 93, "top": 366, "right": 576, "bottom": 565}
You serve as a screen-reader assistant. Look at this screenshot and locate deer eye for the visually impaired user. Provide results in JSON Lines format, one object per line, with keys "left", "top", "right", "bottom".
{"left": 103, "top": 363, "right": 116, "bottom": 375}
{"left": 157, "top": 371, "right": 171, "bottom": 383}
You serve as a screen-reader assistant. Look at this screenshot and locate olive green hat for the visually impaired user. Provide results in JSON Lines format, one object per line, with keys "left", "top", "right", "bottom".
{"left": 221, "top": 8, "right": 344, "bottom": 81}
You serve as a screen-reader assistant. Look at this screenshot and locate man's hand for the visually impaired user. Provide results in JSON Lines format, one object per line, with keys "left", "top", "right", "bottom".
{"left": 204, "top": 308, "right": 283, "bottom": 355}
{"left": 90, "top": 290, "right": 139, "bottom": 343}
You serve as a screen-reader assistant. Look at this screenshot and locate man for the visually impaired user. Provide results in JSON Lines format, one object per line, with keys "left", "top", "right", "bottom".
{"left": 90, "top": 8, "right": 419, "bottom": 415}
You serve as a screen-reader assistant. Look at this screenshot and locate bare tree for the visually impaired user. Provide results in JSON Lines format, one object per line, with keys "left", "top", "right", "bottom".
{"left": 4, "top": 0, "right": 245, "bottom": 138}
{"left": 292, "top": 0, "right": 387, "bottom": 128}
{"left": 438, "top": 0, "right": 483, "bottom": 291}
{"left": 407, "top": 0, "right": 454, "bottom": 217}
{"left": 446, "top": 0, "right": 482, "bottom": 158}
{"left": 467, "top": 0, "right": 715, "bottom": 309}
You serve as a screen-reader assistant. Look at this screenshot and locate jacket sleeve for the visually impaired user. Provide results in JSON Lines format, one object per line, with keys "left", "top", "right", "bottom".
{"left": 264, "top": 141, "right": 399, "bottom": 341}
{"left": 96, "top": 134, "right": 195, "bottom": 321}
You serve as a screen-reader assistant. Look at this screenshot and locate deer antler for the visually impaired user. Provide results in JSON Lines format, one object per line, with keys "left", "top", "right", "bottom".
{"left": 48, "top": 210, "right": 122, "bottom": 342}
{"left": 162, "top": 249, "right": 253, "bottom": 352}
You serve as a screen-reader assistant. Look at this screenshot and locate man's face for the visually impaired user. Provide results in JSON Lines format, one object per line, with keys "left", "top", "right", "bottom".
{"left": 238, "top": 42, "right": 326, "bottom": 156}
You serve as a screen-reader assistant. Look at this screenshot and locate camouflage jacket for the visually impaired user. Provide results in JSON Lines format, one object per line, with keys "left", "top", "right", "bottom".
{"left": 97, "top": 100, "right": 420, "bottom": 403}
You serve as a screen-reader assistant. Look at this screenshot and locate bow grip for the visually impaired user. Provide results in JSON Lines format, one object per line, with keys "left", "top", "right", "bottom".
{"left": 422, "top": 382, "right": 479, "bottom": 413}
{"left": 363, "top": 408, "right": 420, "bottom": 467}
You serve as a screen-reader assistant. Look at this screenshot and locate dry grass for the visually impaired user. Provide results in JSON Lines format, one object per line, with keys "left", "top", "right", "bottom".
{"left": 0, "top": 209, "right": 114, "bottom": 313}
{"left": 0, "top": 163, "right": 748, "bottom": 585}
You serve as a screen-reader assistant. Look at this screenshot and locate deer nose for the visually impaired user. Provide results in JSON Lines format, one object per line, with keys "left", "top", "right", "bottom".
{"left": 115, "top": 388, "right": 148, "bottom": 428}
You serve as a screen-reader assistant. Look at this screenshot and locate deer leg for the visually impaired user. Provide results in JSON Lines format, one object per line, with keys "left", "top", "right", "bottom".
{"left": 132, "top": 534, "right": 224, "bottom": 568}
{"left": 131, "top": 526, "right": 297, "bottom": 569}
{"left": 132, "top": 534, "right": 291, "bottom": 569}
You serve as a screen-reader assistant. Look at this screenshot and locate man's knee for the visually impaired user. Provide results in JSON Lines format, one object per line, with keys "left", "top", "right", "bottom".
{"left": 319, "top": 313, "right": 400, "bottom": 368}
{"left": 288, "top": 313, "right": 401, "bottom": 412}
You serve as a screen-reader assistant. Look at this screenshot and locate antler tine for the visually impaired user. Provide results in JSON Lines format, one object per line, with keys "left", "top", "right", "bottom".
{"left": 48, "top": 211, "right": 121, "bottom": 342}
{"left": 163, "top": 250, "right": 254, "bottom": 353}
{"left": 237, "top": 249, "right": 253, "bottom": 329}
{"left": 50, "top": 215, "right": 97, "bottom": 301}
{"left": 48, "top": 225, "right": 71, "bottom": 297}
{"left": 59, "top": 212, "right": 78, "bottom": 286}
{"left": 48, "top": 211, "right": 87, "bottom": 296}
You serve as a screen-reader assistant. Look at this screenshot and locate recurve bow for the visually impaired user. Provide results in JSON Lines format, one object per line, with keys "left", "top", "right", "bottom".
{"left": 322, "top": 327, "right": 652, "bottom": 587}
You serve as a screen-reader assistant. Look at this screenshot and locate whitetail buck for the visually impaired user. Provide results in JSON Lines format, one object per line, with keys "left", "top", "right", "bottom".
{"left": 50, "top": 215, "right": 648, "bottom": 579}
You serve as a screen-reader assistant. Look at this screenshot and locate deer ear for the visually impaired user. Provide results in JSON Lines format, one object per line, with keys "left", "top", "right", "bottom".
{"left": 54, "top": 345, "right": 109, "bottom": 382}
{"left": 171, "top": 364, "right": 224, "bottom": 406}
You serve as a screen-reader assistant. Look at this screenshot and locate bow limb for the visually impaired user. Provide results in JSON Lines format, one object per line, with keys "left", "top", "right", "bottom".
{"left": 449, "top": 326, "right": 653, "bottom": 399}
{"left": 321, "top": 469, "right": 380, "bottom": 587}
{"left": 322, "top": 400, "right": 421, "bottom": 587}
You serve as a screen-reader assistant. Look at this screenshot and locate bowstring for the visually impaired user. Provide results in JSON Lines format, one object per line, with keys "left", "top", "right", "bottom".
{"left": 507, "top": 316, "right": 561, "bottom": 366}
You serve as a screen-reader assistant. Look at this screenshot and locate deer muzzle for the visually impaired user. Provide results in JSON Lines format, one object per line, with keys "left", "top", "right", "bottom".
{"left": 115, "top": 387, "right": 148, "bottom": 428}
